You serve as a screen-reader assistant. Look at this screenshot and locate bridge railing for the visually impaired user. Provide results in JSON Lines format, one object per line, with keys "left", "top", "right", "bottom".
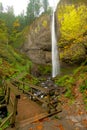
{"left": 11, "top": 79, "right": 60, "bottom": 113}
{"left": 0, "top": 76, "right": 62, "bottom": 128}
{"left": 0, "top": 80, "right": 20, "bottom": 128}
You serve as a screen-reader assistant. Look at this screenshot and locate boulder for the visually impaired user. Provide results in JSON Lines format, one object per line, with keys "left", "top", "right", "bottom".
{"left": 60, "top": 43, "right": 86, "bottom": 64}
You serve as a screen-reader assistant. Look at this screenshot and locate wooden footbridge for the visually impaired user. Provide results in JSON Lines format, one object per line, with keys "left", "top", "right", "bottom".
{"left": 0, "top": 77, "right": 62, "bottom": 129}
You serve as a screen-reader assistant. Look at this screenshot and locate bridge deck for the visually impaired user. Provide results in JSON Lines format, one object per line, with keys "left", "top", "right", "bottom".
{"left": 16, "top": 94, "right": 46, "bottom": 123}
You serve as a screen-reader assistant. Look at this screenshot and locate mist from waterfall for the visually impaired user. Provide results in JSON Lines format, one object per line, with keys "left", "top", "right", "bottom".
{"left": 51, "top": 0, "right": 60, "bottom": 78}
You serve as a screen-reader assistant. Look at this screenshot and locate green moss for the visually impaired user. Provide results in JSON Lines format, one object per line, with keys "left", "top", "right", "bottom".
{"left": 79, "top": 80, "right": 87, "bottom": 109}
{"left": 55, "top": 75, "right": 75, "bottom": 99}
{"left": 0, "top": 43, "right": 32, "bottom": 82}
{"left": 30, "top": 77, "right": 39, "bottom": 85}
{"left": 80, "top": 80, "right": 87, "bottom": 93}
{"left": 55, "top": 75, "right": 69, "bottom": 86}
{"left": 55, "top": 75, "right": 75, "bottom": 86}
{"left": 0, "top": 118, "right": 10, "bottom": 130}
{"left": 38, "top": 65, "right": 51, "bottom": 75}
{"left": 65, "top": 88, "right": 73, "bottom": 98}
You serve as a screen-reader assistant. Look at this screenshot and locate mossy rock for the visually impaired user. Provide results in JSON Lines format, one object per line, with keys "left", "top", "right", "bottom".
{"left": 30, "top": 63, "right": 51, "bottom": 77}
{"left": 38, "top": 64, "right": 51, "bottom": 75}
{"left": 60, "top": 43, "right": 86, "bottom": 64}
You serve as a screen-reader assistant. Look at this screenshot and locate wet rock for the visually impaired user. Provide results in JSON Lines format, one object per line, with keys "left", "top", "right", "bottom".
{"left": 75, "top": 123, "right": 84, "bottom": 128}
{"left": 30, "top": 64, "right": 41, "bottom": 77}
{"left": 66, "top": 116, "right": 78, "bottom": 123}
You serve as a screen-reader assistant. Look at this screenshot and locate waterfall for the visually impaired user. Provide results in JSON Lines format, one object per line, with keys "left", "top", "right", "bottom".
{"left": 51, "top": 0, "right": 60, "bottom": 78}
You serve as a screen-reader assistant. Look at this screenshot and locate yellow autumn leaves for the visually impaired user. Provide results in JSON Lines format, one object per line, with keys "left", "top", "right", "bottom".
{"left": 57, "top": 4, "right": 87, "bottom": 42}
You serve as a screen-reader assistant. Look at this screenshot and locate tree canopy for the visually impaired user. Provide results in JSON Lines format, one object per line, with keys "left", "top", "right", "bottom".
{"left": 58, "top": 4, "right": 87, "bottom": 43}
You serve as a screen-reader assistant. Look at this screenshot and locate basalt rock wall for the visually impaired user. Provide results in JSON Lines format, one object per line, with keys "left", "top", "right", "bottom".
{"left": 21, "top": 15, "right": 52, "bottom": 65}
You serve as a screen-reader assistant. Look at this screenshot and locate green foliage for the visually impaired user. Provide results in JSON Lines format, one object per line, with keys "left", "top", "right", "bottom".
{"left": 73, "top": 66, "right": 87, "bottom": 81}
{"left": 26, "top": 0, "right": 41, "bottom": 24}
{"left": 0, "top": 120, "right": 10, "bottom": 130}
{"left": 0, "top": 19, "right": 8, "bottom": 43}
{"left": 59, "top": 76, "right": 74, "bottom": 99}
{"left": 42, "top": 0, "right": 49, "bottom": 12}
{"left": 19, "top": 84, "right": 30, "bottom": 91}
{"left": 74, "top": 66, "right": 82, "bottom": 75}
{"left": 6, "top": 6, "right": 14, "bottom": 15}
{"left": 0, "top": 1, "right": 51, "bottom": 48}
{"left": 16, "top": 12, "right": 26, "bottom": 31}
{"left": 30, "top": 76, "right": 39, "bottom": 85}
{"left": 55, "top": 75, "right": 75, "bottom": 98}
{"left": 80, "top": 79, "right": 87, "bottom": 109}
{"left": 0, "top": 4, "right": 25, "bottom": 45}
{"left": 55, "top": 75, "right": 69, "bottom": 86}
{"left": 0, "top": 43, "right": 32, "bottom": 81}
{"left": 80, "top": 80, "right": 87, "bottom": 93}
{"left": 0, "top": 12, "right": 15, "bottom": 34}
{"left": 69, "top": 65, "right": 87, "bottom": 103}
{"left": 65, "top": 88, "right": 72, "bottom": 98}
{"left": 0, "top": 113, "right": 10, "bottom": 130}
{"left": 10, "top": 32, "right": 25, "bottom": 49}
{"left": 0, "top": 2, "right": 3, "bottom": 13}
{"left": 55, "top": 75, "right": 75, "bottom": 86}
{"left": 38, "top": 65, "right": 51, "bottom": 75}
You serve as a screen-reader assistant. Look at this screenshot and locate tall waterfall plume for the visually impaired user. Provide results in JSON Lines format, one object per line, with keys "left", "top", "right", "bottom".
{"left": 51, "top": 0, "right": 60, "bottom": 78}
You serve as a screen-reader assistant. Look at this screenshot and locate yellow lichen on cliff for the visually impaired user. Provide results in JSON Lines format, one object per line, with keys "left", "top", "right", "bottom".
{"left": 42, "top": 20, "right": 48, "bottom": 28}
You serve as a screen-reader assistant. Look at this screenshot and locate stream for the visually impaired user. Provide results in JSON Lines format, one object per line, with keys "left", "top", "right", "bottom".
{"left": 28, "top": 77, "right": 66, "bottom": 112}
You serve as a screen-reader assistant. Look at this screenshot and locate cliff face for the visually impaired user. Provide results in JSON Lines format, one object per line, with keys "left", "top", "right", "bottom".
{"left": 21, "top": 13, "right": 60, "bottom": 65}
{"left": 21, "top": 14, "right": 52, "bottom": 65}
